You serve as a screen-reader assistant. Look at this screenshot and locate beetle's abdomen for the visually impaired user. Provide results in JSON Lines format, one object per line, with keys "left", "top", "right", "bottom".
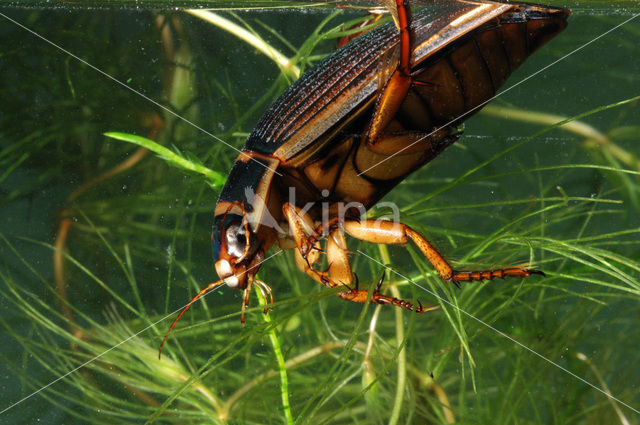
{"left": 295, "top": 4, "right": 569, "bottom": 207}
{"left": 397, "top": 5, "right": 569, "bottom": 129}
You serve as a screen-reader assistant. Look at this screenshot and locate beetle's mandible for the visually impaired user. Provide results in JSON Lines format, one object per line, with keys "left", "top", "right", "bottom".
{"left": 161, "top": 0, "right": 570, "bottom": 354}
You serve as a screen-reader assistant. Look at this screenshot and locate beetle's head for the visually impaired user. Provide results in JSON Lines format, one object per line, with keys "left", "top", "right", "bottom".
{"left": 212, "top": 212, "right": 259, "bottom": 289}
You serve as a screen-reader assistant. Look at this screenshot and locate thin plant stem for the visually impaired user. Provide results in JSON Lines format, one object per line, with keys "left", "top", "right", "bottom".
{"left": 482, "top": 104, "right": 640, "bottom": 171}
{"left": 255, "top": 284, "right": 294, "bottom": 425}
{"left": 377, "top": 244, "right": 407, "bottom": 425}
{"left": 186, "top": 9, "right": 300, "bottom": 80}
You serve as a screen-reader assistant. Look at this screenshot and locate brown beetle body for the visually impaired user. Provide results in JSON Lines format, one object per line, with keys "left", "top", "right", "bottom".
{"left": 161, "top": 0, "right": 570, "bottom": 353}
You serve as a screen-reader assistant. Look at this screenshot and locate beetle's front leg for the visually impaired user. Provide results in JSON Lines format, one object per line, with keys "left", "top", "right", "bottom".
{"left": 343, "top": 219, "right": 543, "bottom": 284}
{"left": 294, "top": 228, "right": 353, "bottom": 288}
{"left": 282, "top": 202, "right": 322, "bottom": 259}
{"left": 283, "top": 201, "right": 350, "bottom": 288}
{"left": 283, "top": 202, "right": 333, "bottom": 285}
{"left": 240, "top": 281, "right": 252, "bottom": 325}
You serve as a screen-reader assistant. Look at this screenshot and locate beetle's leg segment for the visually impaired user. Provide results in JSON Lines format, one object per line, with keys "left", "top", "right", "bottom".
{"left": 343, "top": 219, "right": 543, "bottom": 284}
{"left": 281, "top": 201, "right": 354, "bottom": 290}
{"left": 337, "top": 287, "right": 438, "bottom": 313}
{"left": 282, "top": 202, "right": 322, "bottom": 260}
{"left": 255, "top": 279, "right": 274, "bottom": 314}
{"left": 395, "top": 0, "right": 412, "bottom": 75}
{"left": 338, "top": 273, "right": 437, "bottom": 313}
{"left": 293, "top": 227, "right": 353, "bottom": 289}
{"left": 283, "top": 202, "right": 333, "bottom": 285}
{"left": 294, "top": 249, "right": 329, "bottom": 285}
{"left": 366, "top": 0, "right": 414, "bottom": 146}
{"left": 452, "top": 268, "right": 546, "bottom": 282}
{"left": 343, "top": 219, "right": 453, "bottom": 279}
{"left": 364, "top": 0, "right": 446, "bottom": 157}
{"left": 240, "top": 280, "right": 253, "bottom": 324}
{"left": 326, "top": 228, "right": 353, "bottom": 286}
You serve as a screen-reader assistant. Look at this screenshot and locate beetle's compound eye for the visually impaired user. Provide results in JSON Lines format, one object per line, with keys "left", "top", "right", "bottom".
{"left": 225, "top": 223, "right": 248, "bottom": 259}
{"left": 212, "top": 213, "right": 243, "bottom": 264}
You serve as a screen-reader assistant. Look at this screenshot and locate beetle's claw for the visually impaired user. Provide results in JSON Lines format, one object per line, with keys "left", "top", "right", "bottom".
{"left": 375, "top": 272, "right": 385, "bottom": 293}
{"left": 323, "top": 261, "right": 333, "bottom": 274}
{"left": 337, "top": 277, "right": 353, "bottom": 292}
{"left": 312, "top": 246, "right": 325, "bottom": 254}
{"left": 336, "top": 277, "right": 352, "bottom": 291}
{"left": 410, "top": 78, "right": 439, "bottom": 89}
{"left": 450, "top": 277, "right": 461, "bottom": 289}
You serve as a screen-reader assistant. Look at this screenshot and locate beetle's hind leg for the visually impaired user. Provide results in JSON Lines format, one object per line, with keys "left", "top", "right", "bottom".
{"left": 342, "top": 219, "right": 544, "bottom": 285}
{"left": 365, "top": 0, "right": 415, "bottom": 148}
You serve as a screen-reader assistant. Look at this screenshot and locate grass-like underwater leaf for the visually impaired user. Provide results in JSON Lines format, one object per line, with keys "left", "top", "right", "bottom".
{"left": 1, "top": 4, "right": 639, "bottom": 424}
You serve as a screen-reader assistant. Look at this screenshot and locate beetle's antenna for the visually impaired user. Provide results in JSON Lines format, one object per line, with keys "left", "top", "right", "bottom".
{"left": 159, "top": 279, "right": 225, "bottom": 359}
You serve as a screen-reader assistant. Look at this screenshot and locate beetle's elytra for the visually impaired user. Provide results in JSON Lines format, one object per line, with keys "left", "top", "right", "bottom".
{"left": 161, "top": 0, "right": 570, "bottom": 353}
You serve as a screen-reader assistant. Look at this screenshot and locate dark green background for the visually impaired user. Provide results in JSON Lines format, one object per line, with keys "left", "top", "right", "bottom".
{"left": 1, "top": 2, "right": 639, "bottom": 424}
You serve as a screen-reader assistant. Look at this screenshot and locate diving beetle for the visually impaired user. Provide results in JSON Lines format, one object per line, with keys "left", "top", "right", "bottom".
{"left": 161, "top": 0, "right": 570, "bottom": 351}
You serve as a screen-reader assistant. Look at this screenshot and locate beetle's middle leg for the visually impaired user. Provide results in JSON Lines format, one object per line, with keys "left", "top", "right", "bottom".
{"left": 342, "top": 219, "right": 544, "bottom": 285}
{"left": 295, "top": 225, "right": 436, "bottom": 313}
{"left": 283, "top": 202, "right": 433, "bottom": 312}
{"left": 283, "top": 202, "right": 438, "bottom": 312}
{"left": 282, "top": 202, "right": 345, "bottom": 287}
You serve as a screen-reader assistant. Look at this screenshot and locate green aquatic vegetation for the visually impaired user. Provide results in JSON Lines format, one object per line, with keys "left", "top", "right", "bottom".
{"left": 1, "top": 3, "right": 639, "bottom": 424}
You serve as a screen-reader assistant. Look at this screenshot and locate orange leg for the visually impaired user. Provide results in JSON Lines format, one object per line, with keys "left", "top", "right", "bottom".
{"left": 284, "top": 204, "right": 437, "bottom": 313}
{"left": 338, "top": 274, "right": 438, "bottom": 313}
{"left": 342, "top": 219, "right": 544, "bottom": 285}
{"left": 240, "top": 282, "right": 252, "bottom": 324}
{"left": 284, "top": 201, "right": 333, "bottom": 286}
{"left": 282, "top": 202, "right": 321, "bottom": 259}
{"left": 326, "top": 228, "right": 353, "bottom": 286}
{"left": 286, "top": 203, "right": 348, "bottom": 287}
{"left": 362, "top": 0, "right": 445, "bottom": 158}
{"left": 365, "top": 0, "right": 414, "bottom": 147}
